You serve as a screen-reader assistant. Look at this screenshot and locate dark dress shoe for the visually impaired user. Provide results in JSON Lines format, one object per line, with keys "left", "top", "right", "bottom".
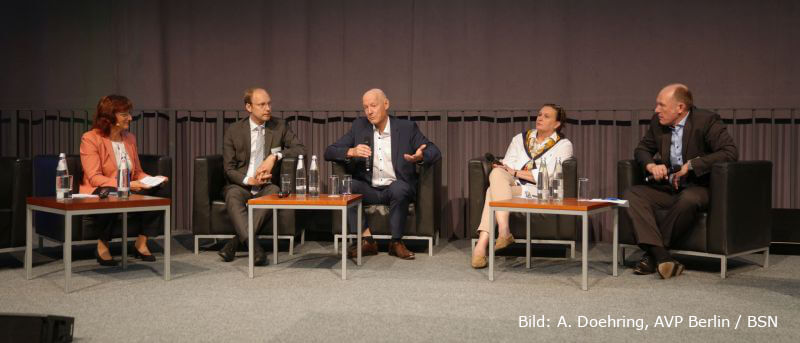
{"left": 95, "top": 250, "right": 119, "bottom": 267}
{"left": 253, "top": 241, "right": 268, "bottom": 266}
{"left": 347, "top": 239, "right": 378, "bottom": 258}
{"left": 218, "top": 238, "right": 239, "bottom": 262}
{"left": 634, "top": 254, "right": 655, "bottom": 275}
{"left": 132, "top": 248, "right": 156, "bottom": 262}
{"left": 657, "top": 259, "right": 685, "bottom": 279}
{"left": 388, "top": 241, "right": 415, "bottom": 260}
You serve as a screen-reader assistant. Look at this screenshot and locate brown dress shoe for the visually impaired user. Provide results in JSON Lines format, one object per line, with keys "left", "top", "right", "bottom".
{"left": 388, "top": 241, "right": 415, "bottom": 260}
{"left": 494, "top": 234, "right": 515, "bottom": 251}
{"left": 347, "top": 238, "right": 378, "bottom": 258}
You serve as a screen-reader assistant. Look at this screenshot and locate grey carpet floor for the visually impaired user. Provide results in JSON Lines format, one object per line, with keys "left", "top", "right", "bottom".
{"left": 1, "top": 237, "right": 798, "bottom": 342}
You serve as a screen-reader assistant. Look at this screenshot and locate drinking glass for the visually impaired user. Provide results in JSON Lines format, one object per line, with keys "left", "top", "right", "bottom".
{"left": 341, "top": 175, "right": 352, "bottom": 195}
{"left": 329, "top": 175, "right": 340, "bottom": 197}
{"left": 578, "top": 178, "right": 590, "bottom": 200}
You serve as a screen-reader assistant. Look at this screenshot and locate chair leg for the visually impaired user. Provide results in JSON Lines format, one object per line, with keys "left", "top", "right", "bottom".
{"left": 620, "top": 247, "right": 626, "bottom": 265}
{"left": 720, "top": 256, "right": 727, "bottom": 279}
{"left": 471, "top": 239, "right": 477, "bottom": 253}
{"left": 300, "top": 229, "right": 305, "bottom": 245}
{"left": 763, "top": 249, "right": 769, "bottom": 268}
{"left": 428, "top": 237, "right": 433, "bottom": 257}
{"left": 194, "top": 236, "right": 199, "bottom": 255}
{"left": 570, "top": 242, "right": 576, "bottom": 259}
{"left": 334, "top": 235, "right": 339, "bottom": 252}
{"left": 289, "top": 237, "right": 294, "bottom": 256}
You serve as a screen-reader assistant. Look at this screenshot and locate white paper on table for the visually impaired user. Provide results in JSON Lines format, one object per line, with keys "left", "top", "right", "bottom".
{"left": 588, "top": 198, "right": 629, "bottom": 206}
{"left": 71, "top": 193, "right": 99, "bottom": 199}
{"left": 140, "top": 176, "right": 167, "bottom": 187}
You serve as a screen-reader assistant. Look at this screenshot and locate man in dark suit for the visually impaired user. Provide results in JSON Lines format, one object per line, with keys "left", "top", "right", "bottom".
{"left": 623, "top": 84, "right": 738, "bottom": 279}
{"left": 324, "top": 89, "right": 441, "bottom": 260}
{"left": 219, "top": 87, "right": 305, "bottom": 265}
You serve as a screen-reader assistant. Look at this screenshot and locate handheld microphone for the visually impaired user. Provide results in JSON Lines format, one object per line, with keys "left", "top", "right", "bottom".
{"left": 485, "top": 153, "right": 499, "bottom": 165}
{"left": 364, "top": 138, "right": 371, "bottom": 172}
{"left": 644, "top": 165, "right": 680, "bottom": 183}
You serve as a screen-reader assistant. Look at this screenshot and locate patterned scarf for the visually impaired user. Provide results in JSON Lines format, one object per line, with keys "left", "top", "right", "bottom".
{"left": 523, "top": 130, "right": 561, "bottom": 170}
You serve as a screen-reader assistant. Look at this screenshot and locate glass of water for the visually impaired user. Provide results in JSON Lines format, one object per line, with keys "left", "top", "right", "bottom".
{"left": 341, "top": 175, "right": 352, "bottom": 195}
{"left": 578, "top": 178, "right": 590, "bottom": 200}
{"left": 329, "top": 175, "right": 340, "bottom": 197}
{"left": 281, "top": 173, "right": 291, "bottom": 194}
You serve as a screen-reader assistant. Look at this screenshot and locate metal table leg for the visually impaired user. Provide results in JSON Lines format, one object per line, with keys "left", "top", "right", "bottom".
{"left": 248, "top": 206, "right": 254, "bottom": 279}
{"left": 164, "top": 207, "right": 171, "bottom": 281}
{"left": 273, "top": 208, "right": 278, "bottom": 265}
{"left": 341, "top": 207, "right": 347, "bottom": 280}
{"left": 489, "top": 208, "right": 495, "bottom": 281}
{"left": 25, "top": 206, "right": 32, "bottom": 280}
{"left": 65, "top": 213, "right": 72, "bottom": 293}
{"left": 612, "top": 208, "right": 619, "bottom": 277}
{"left": 581, "top": 213, "right": 588, "bottom": 291}
{"left": 526, "top": 212, "right": 531, "bottom": 269}
{"left": 122, "top": 212, "right": 128, "bottom": 270}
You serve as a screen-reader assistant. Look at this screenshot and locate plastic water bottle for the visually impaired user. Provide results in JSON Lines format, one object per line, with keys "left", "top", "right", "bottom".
{"left": 117, "top": 155, "right": 130, "bottom": 199}
{"left": 553, "top": 157, "right": 564, "bottom": 201}
{"left": 308, "top": 155, "right": 320, "bottom": 197}
{"left": 295, "top": 155, "right": 306, "bottom": 197}
{"left": 538, "top": 158, "right": 550, "bottom": 201}
{"left": 55, "top": 153, "right": 71, "bottom": 199}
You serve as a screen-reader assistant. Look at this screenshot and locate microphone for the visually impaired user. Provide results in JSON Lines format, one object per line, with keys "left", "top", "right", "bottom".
{"left": 364, "top": 138, "right": 371, "bottom": 172}
{"left": 485, "top": 153, "right": 499, "bottom": 165}
{"left": 644, "top": 165, "right": 680, "bottom": 183}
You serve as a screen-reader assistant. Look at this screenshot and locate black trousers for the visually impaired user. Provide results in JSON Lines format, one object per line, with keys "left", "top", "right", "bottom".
{"left": 347, "top": 179, "right": 415, "bottom": 240}
{"left": 83, "top": 188, "right": 164, "bottom": 242}
{"left": 223, "top": 183, "right": 280, "bottom": 243}
{"left": 623, "top": 184, "right": 709, "bottom": 248}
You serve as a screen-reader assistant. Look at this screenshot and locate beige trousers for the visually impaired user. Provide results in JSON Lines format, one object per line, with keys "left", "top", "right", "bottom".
{"left": 477, "top": 168, "right": 522, "bottom": 233}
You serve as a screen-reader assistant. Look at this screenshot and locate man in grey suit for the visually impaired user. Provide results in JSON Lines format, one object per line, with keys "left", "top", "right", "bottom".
{"left": 219, "top": 87, "right": 305, "bottom": 265}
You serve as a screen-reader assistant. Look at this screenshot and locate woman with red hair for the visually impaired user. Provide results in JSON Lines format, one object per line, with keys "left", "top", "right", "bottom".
{"left": 79, "top": 95, "right": 168, "bottom": 266}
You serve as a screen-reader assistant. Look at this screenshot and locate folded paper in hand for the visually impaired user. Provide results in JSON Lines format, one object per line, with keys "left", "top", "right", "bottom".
{"left": 140, "top": 176, "right": 166, "bottom": 187}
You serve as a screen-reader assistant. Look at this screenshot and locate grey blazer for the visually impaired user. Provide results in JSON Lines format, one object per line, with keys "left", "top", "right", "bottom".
{"left": 223, "top": 117, "right": 305, "bottom": 188}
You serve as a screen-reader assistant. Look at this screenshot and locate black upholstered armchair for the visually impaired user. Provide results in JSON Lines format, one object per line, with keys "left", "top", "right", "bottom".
{"left": 617, "top": 160, "right": 772, "bottom": 278}
{"left": 192, "top": 155, "right": 301, "bottom": 255}
{"left": 0, "top": 157, "right": 32, "bottom": 253}
{"left": 32, "top": 154, "right": 171, "bottom": 244}
{"left": 330, "top": 158, "right": 442, "bottom": 255}
{"left": 468, "top": 157, "right": 581, "bottom": 257}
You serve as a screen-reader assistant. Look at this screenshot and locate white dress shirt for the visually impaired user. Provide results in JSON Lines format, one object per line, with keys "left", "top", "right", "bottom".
{"left": 501, "top": 130, "right": 573, "bottom": 183}
{"left": 371, "top": 119, "right": 397, "bottom": 187}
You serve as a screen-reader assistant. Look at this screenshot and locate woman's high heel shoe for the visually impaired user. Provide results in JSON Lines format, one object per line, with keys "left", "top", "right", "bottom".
{"left": 132, "top": 248, "right": 156, "bottom": 262}
{"left": 95, "top": 249, "right": 119, "bottom": 267}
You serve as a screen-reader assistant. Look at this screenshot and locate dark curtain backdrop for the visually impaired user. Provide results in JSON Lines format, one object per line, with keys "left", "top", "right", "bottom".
{"left": 2, "top": 0, "right": 798, "bottom": 240}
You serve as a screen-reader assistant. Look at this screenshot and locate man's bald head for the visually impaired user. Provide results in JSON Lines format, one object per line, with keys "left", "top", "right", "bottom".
{"left": 660, "top": 83, "right": 693, "bottom": 109}
{"left": 655, "top": 83, "right": 692, "bottom": 127}
{"left": 362, "top": 88, "right": 390, "bottom": 130}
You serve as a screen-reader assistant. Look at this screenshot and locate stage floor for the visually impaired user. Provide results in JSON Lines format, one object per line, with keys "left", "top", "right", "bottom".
{"left": 1, "top": 237, "right": 798, "bottom": 342}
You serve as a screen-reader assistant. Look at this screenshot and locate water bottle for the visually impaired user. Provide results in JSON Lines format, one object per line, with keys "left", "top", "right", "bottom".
{"left": 55, "top": 153, "right": 71, "bottom": 199}
{"left": 553, "top": 157, "right": 564, "bottom": 201}
{"left": 538, "top": 158, "right": 550, "bottom": 201}
{"left": 117, "top": 155, "right": 130, "bottom": 199}
{"left": 295, "top": 155, "right": 306, "bottom": 197}
{"left": 308, "top": 155, "right": 320, "bottom": 197}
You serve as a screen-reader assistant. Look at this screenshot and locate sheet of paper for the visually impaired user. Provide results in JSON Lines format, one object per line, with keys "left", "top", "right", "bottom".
{"left": 71, "top": 193, "right": 99, "bottom": 198}
{"left": 140, "top": 176, "right": 166, "bottom": 187}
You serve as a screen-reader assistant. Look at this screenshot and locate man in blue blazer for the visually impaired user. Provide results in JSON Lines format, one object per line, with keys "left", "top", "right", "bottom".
{"left": 324, "top": 89, "right": 441, "bottom": 260}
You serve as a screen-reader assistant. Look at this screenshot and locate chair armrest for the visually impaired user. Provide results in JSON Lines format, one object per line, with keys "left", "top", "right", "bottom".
{"left": 415, "top": 158, "right": 442, "bottom": 237}
{"left": 9, "top": 158, "right": 32, "bottom": 247}
{"left": 707, "top": 161, "right": 772, "bottom": 254}
{"left": 192, "top": 155, "right": 224, "bottom": 235}
{"left": 617, "top": 160, "right": 645, "bottom": 196}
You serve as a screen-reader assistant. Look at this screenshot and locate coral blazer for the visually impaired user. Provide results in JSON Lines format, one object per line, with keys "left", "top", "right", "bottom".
{"left": 79, "top": 128, "right": 149, "bottom": 194}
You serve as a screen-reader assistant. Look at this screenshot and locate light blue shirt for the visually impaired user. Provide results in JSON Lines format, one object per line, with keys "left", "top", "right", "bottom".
{"left": 669, "top": 113, "right": 689, "bottom": 167}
